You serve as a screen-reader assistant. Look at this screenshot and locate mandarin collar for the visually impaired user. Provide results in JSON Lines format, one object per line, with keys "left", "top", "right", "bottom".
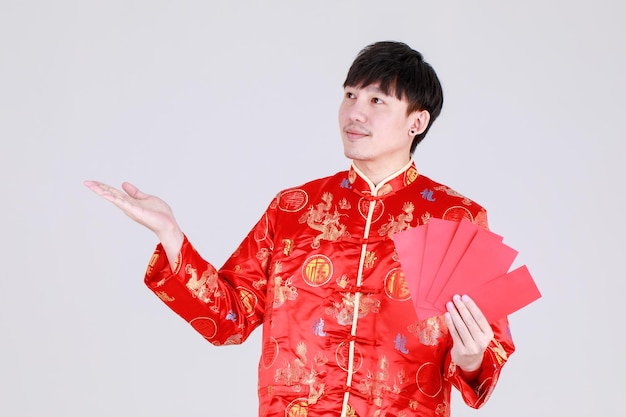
{"left": 347, "top": 159, "right": 419, "bottom": 198}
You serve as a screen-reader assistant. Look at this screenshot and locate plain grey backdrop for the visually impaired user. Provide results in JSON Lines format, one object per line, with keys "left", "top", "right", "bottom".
{"left": 1, "top": 1, "right": 623, "bottom": 415}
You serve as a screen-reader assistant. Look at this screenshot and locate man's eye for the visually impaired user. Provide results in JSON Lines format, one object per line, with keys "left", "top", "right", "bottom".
{"left": 345, "top": 92, "right": 356, "bottom": 99}
{"left": 372, "top": 97, "right": 383, "bottom": 104}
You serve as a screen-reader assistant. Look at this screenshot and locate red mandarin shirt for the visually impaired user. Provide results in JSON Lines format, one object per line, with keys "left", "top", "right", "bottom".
{"left": 144, "top": 160, "right": 515, "bottom": 417}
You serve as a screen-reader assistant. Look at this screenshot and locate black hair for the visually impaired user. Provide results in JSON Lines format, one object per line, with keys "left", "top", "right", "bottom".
{"left": 343, "top": 41, "right": 444, "bottom": 153}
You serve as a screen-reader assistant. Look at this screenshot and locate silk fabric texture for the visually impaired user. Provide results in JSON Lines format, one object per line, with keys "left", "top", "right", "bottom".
{"left": 144, "top": 161, "right": 515, "bottom": 417}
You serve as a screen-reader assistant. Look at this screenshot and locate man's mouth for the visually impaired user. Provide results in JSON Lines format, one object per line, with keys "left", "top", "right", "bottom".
{"left": 344, "top": 125, "right": 370, "bottom": 139}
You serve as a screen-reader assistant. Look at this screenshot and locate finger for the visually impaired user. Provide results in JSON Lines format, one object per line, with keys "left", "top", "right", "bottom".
{"left": 455, "top": 295, "right": 494, "bottom": 350}
{"left": 460, "top": 295, "right": 492, "bottom": 334}
{"left": 84, "top": 180, "right": 120, "bottom": 199}
{"left": 446, "top": 298, "right": 472, "bottom": 344}
{"left": 451, "top": 295, "right": 476, "bottom": 330}
{"left": 84, "top": 180, "right": 106, "bottom": 193}
{"left": 85, "top": 181, "right": 138, "bottom": 212}
{"left": 121, "top": 182, "right": 148, "bottom": 199}
{"left": 451, "top": 294, "right": 492, "bottom": 348}
{"left": 444, "top": 310, "right": 462, "bottom": 345}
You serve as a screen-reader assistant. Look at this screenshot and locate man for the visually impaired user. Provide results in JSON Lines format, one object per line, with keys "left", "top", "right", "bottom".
{"left": 85, "top": 41, "right": 514, "bottom": 417}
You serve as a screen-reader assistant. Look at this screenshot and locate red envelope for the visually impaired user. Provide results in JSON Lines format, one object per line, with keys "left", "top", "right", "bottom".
{"left": 392, "top": 223, "right": 427, "bottom": 305}
{"left": 425, "top": 220, "right": 480, "bottom": 304}
{"left": 391, "top": 219, "right": 541, "bottom": 323}
{"left": 467, "top": 265, "right": 541, "bottom": 323}
{"left": 419, "top": 219, "right": 459, "bottom": 303}
{"left": 431, "top": 227, "right": 518, "bottom": 312}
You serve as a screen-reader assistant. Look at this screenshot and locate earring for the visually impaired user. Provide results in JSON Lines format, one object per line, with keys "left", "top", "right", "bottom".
{"left": 410, "top": 129, "right": 416, "bottom": 135}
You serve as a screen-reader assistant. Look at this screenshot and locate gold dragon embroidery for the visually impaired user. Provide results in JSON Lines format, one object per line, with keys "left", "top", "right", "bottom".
{"left": 358, "top": 355, "right": 402, "bottom": 409}
{"left": 270, "top": 261, "right": 298, "bottom": 308}
{"left": 407, "top": 316, "right": 446, "bottom": 346}
{"left": 155, "top": 291, "right": 174, "bottom": 302}
{"left": 325, "top": 293, "right": 380, "bottom": 326}
{"left": 489, "top": 338, "right": 509, "bottom": 365}
{"left": 378, "top": 202, "right": 414, "bottom": 238}
{"left": 185, "top": 264, "right": 219, "bottom": 303}
{"left": 298, "top": 192, "right": 347, "bottom": 248}
{"left": 274, "top": 342, "right": 326, "bottom": 405}
{"left": 433, "top": 185, "right": 472, "bottom": 205}
{"left": 282, "top": 239, "right": 295, "bottom": 256}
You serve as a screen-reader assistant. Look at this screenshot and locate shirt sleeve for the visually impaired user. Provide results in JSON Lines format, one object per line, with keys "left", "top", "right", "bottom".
{"left": 441, "top": 207, "right": 516, "bottom": 408}
{"left": 444, "top": 316, "right": 515, "bottom": 408}
{"left": 143, "top": 200, "right": 277, "bottom": 346}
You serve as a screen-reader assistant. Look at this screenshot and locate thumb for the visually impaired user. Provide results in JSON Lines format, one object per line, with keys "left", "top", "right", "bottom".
{"left": 121, "top": 182, "right": 148, "bottom": 199}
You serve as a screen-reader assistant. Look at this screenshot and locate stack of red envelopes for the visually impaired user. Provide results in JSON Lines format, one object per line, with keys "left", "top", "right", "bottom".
{"left": 391, "top": 218, "right": 541, "bottom": 323}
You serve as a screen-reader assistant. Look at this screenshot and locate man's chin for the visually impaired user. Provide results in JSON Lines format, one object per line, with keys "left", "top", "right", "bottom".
{"left": 343, "top": 149, "right": 370, "bottom": 162}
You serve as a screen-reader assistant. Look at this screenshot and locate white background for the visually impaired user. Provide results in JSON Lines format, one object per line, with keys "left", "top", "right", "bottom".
{"left": 1, "top": 1, "right": 623, "bottom": 416}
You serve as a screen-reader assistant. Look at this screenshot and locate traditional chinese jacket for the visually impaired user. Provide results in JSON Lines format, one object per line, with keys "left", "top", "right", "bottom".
{"left": 144, "top": 160, "right": 515, "bottom": 417}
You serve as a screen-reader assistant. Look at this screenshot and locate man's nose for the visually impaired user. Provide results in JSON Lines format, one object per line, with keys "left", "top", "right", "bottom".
{"left": 349, "top": 99, "right": 367, "bottom": 123}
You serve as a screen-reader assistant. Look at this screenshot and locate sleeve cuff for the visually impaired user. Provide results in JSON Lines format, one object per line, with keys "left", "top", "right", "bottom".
{"left": 144, "top": 234, "right": 187, "bottom": 288}
{"left": 444, "top": 340, "right": 501, "bottom": 409}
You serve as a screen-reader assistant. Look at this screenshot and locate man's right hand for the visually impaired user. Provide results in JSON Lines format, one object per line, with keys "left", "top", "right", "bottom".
{"left": 84, "top": 180, "right": 184, "bottom": 269}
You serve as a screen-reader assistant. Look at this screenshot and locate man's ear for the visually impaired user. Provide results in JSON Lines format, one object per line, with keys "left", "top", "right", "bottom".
{"left": 410, "top": 109, "right": 431, "bottom": 135}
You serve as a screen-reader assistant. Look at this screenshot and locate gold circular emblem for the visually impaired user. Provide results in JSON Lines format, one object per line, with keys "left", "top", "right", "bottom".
{"left": 475, "top": 210, "right": 489, "bottom": 229}
{"left": 348, "top": 169, "right": 357, "bottom": 184}
{"left": 335, "top": 341, "right": 363, "bottom": 373}
{"left": 416, "top": 362, "right": 443, "bottom": 397}
{"left": 302, "top": 255, "right": 333, "bottom": 287}
{"left": 189, "top": 317, "right": 218, "bottom": 340}
{"left": 442, "top": 206, "right": 473, "bottom": 223}
{"left": 384, "top": 268, "right": 411, "bottom": 301}
{"left": 358, "top": 198, "right": 384, "bottom": 223}
{"left": 262, "top": 336, "right": 279, "bottom": 369}
{"left": 404, "top": 166, "right": 419, "bottom": 185}
{"left": 237, "top": 286, "right": 258, "bottom": 317}
{"left": 378, "top": 183, "right": 393, "bottom": 196}
{"left": 278, "top": 189, "right": 309, "bottom": 212}
{"left": 285, "top": 398, "right": 308, "bottom": 417}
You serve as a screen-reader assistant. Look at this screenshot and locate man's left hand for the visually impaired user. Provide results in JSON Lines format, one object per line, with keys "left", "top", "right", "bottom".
{"left": 444, "top": 294, "right": 494, "bottom": 375}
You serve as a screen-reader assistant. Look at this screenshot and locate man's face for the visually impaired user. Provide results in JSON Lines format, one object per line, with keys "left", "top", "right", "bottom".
{"left": 338, "top": 84, "right": 416, "bottom": 175}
